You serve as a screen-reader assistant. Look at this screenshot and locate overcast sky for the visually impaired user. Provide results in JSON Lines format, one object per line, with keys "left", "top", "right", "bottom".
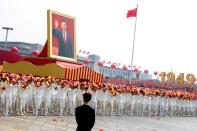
{"left": 1, "top": 0, "right": 197, "bottom": 76}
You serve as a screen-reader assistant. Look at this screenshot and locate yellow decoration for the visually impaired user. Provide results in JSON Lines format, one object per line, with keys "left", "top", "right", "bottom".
{"left": 186, "top": 73, "right": 195, "bottom": 86}
{"left": 2, "top": 61, "right": 65, "bottom": 78}
{"left": 176, "top": 73, "right": 184, "bottom": 85}
{"left": 159, "top": 72, "right": 165, "bottom": 83}
{"left": 159, "top": 72, "right": 196, "bottom": 86}
{"left": 166, "top": 72, "right": 175, "bottom": 83}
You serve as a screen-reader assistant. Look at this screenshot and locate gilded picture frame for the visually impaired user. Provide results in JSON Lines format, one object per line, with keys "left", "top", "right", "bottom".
{"left": 47, "top": 9, "right": 77, "bottom": 62}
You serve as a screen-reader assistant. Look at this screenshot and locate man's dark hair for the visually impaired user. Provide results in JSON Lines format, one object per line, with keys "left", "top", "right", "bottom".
{"left": 61, "top": 19, "right": 66, "bottom": 23}
{"left": 83, "top": 93, "right": 92, "bottom": 103}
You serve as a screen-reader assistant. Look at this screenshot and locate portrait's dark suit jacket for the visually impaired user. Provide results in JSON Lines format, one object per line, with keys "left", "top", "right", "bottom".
{"left": 52, "top": 28, "right": 74, "bottom": 58}
{"left": 75, "top": 104, "right": 95, "bottom": 131}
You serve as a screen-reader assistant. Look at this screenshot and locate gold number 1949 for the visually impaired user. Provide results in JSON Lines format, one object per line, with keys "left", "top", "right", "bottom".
{"left": 159, "top": 72, "right": 196, "bottom": 86}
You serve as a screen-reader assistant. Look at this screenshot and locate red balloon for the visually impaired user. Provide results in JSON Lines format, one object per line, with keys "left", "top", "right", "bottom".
{"left": 111, "top": 64, "right": 116, "bottom": 68}
{"left": 11, "top": 47, "right": 18, "bottom": 53}
{"left": 32, "top": 50, "right": 39, "bottom": 56}
{"left": 133, "top": 68, "right": 139, "bottom": 73}
{"left": 98, "top": 61, "right": 103, "bottom": 67}
{"left": 123, "top": 65, "right": 128, "bottom": 70}
{"left": 144, "top": 69, "right": 149, "bottom": 74}
{"left": 154, "top": 71, "right": 158, "bottom": 76}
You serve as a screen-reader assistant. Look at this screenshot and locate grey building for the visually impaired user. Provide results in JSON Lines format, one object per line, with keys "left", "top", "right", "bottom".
{"left": 0, "top": 41, "right": 43, "bottom": 56}
{"left": 77, "top": 54, "right": 152, "bottom": 81}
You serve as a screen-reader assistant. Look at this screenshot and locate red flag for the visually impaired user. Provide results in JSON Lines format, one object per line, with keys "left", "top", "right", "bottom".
{"left": 127, "top": 8, "right": 137, "bottom": 18}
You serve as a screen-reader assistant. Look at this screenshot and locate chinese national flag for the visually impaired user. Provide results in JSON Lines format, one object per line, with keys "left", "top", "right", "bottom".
{"left": 127, "top": 8, "right": 137, "bottom": 18}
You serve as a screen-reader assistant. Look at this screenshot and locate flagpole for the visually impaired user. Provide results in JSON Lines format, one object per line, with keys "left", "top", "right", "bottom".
{"left": 129, "top": 5, "right": 138, "bottom": 85}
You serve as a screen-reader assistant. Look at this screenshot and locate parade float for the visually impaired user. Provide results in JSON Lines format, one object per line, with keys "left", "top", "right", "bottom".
{"left": 0, "top": 9, "right": 103, "bottom": 84}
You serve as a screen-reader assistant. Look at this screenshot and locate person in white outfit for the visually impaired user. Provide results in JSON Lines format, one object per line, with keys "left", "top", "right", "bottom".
{"left": 0, "top": 80, "right": 3, "bottom": 112}
{"left": 34, "top": 81, "right": 43, "bottom": 115}
{"left": 129, "top": 92, "right": 135, "bottom": 116}
{"left": 169, "top": 95, "right": 174, "bottom": 116}
{"left": 90, "top": 85, "right": 98, "bottom": 115}
{"left": 140, "top": 89, "right": 146, "bottom": 116}
{"left": 104, "top": 88, "right": 112, "bottom": 116}
{"left": 0, "top": 80, "right": 7, "bottom": 115}
{"left": 137, "top": 93, "right": 143, "bottom": 116}
{"left": 43, "top": 80, "right": 52, "bottom": 115}
{"left": 11, "top": 79, "right": 18, "bottom": 114}
{"left": 159, "top": 94, "right": 165, "bottom": 116}
{"left": 164, "top": 94, "right": 169, "bottom": 116}
{"left": 26, "top": 80, "right": 34, "bottom": 112}
{"left": 76, "top": 84, "right": 83, "bottom": 107}
{"left": 18, "top": 83, "right": 28, "bottom": 115}
{"left": 191, "top": 96, "right": 196, "bottom": 117}
{"left": 182, "top": 97, "right": 187, "bottom": 117}
{"left": 50, "top": 81, "right": 57, "bottom": 112}
{"left": 177, "top": 95, "right": 183, "bottom": 117}
{"left": 153, "top": 95, "right": 160, "bottom": 116}
{"left": 5, "top": 79, "right": 13, "bottom": 116}
{"left": 185, "top": 97, "right": 191, "bottom": 117}
{"left": 141, "top": 92, "right": 149, "bottom": 116}
{"left": 117, "top": 90, "right": 125, "bottom": 116}
{"left": 100, "top": 88, "right": 107, "bottom": 116}
{"left": 67, "top": 83, "right": 78, "bottom": 115}
{"left": 135, "top": 93, "right": 141, "bottom": 116}
{"left": 96, "top": 87, "right": 103, "bottom": 115}
{"left": 56, "top": 82, "right": 67, "bottom": 115}
{"left": 109, "top": 89, "right": 116, "bottom": 116}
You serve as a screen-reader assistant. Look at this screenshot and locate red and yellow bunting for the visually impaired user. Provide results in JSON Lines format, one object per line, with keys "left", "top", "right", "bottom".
{"left": 64, "top": 67, "right": 103, "bottom": 84}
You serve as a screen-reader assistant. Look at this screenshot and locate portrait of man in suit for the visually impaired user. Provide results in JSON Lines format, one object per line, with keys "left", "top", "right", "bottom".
{"left": 48, "top": 10, "right": 76, "bottom": 62}
{"left": 52, "top": 19, "right": 74, "bottom": 58}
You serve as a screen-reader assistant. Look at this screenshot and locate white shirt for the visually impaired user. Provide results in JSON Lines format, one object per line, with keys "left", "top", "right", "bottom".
{"left": 68, "top": 88, "right": 77, "bottom": 101}
{"left": 6, "top": 84, "right": 13, "bottom": 98}
{"left": 91, "top": 91, "right": 97, "bottom": 102}
{"left": 45, "top": 86, "right": 53, "bottom": 99}
{"left": 97, "top": 89, "right": 103, "bottom": 101}
{"left": 57, "top": 87, "right": 67, "bottom": 100}
{"left": 34, "top": 86, "right": 44, "bottom": 99}
{"left": 129, "top": 94, "right": 135, "bottom": 105}
{"left": 62, "top": 31, "right": 67, "bottom": 43}
{"left": 12, "top": 84, "right": 18, "bottom": 96}
{"left": 76, "top": 88, "right": 83, "bottom": 101}
{"left": 18, "top": 85, "right": 27, "bottom": 99}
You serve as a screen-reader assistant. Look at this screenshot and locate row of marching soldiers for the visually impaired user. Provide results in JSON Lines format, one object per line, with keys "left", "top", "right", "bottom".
{"left": 0, "top": 73, "right": 197, "bottom": 117}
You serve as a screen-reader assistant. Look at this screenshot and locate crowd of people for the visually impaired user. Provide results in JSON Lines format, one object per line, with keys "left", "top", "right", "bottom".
{"left": 0, "top": 72, "right": 197, "bottom": 117}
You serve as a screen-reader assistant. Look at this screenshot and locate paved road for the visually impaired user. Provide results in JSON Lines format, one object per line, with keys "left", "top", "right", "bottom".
{"left": 0, "top": 115, "right": 197, "bottom": 131}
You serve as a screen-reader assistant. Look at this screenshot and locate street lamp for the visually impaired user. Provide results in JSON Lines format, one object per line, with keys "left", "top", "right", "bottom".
{"left": 2, "top": 27, "right": 13, "bottom": 50}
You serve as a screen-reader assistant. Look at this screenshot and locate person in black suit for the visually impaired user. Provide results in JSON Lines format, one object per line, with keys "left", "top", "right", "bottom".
{"left": 52, "top": 19, "right": 74, "bottom": 58}
{"left": 75, "top": 93, "right": 95, "bottom": 131}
